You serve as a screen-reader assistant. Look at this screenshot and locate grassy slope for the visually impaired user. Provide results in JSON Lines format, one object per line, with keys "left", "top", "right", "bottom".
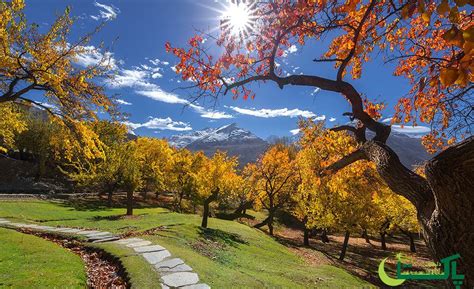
{"left": 0, "top": 227, "right": 86, "bottom": 288}
{"left": 0, "top": 200, "right": 370, "bottom": 288}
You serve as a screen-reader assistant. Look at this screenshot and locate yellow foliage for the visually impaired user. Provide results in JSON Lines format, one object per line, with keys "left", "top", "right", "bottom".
{"left": 0, "top": 102, "right": 26, "bottom": 152}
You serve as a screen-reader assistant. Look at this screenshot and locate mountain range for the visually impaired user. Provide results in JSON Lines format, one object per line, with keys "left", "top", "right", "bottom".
{"left": 168, "top": 123, "right": 431, "bottom": 168}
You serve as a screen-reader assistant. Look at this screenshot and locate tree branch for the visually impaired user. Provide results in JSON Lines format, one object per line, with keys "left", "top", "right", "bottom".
{"left": 337, "top": 0, "right": 377, "bottom": 81}
{"left": 323, "top": 149, "right": 367, "bottom": 175}
{"left": 331, "top": 125, "right": 367, "bottom": 143}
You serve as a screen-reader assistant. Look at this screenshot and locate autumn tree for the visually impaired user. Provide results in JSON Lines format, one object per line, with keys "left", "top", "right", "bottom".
{"left": 374, "top": 187, "right": 421, "bottom": 252}
{"left": 15, "top": 110, "right": 60, "bottom": 179}
{"left": 194, "top": 151, "right": 239, "bottom": 228}
{"left": 167, "top": 149, "right": 205, "bottom": 212}
{"left": 292, "top": 121, "right": 336, "bottom": 246}
{"left": 167, "top": 1, "right": 473, "bottom": 285}
{"left": 0, "top": 0, "right": 116, "bottom": 122}
{"left": 119, "top": 141, "right": 142, "bottom": 216}
{"left": 231, "top": 163, "right": 257, "bottom": 217}
{"left": 134, "top": 137, "right": 174, "bottom": 199}
{"left": 0, "top": 102, "right": 26, "bottom": 154}
{"left": 250, "top": 144, "right": 297, "bottom": 236}
{"left": 60, "top": 120, "right": 142, "bottom": 213}
{"left": 298, "top": 120, "right": 380, "bottom": 259}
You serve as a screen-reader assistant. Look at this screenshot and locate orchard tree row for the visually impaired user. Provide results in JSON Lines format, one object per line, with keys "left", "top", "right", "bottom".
{"left": 0, "top": 103, "right": 420, "bottom": 260}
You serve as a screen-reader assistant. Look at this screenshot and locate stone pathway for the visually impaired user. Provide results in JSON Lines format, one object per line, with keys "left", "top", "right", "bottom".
{"left": 0, "top": 218, "right": 210, "bottom": 289}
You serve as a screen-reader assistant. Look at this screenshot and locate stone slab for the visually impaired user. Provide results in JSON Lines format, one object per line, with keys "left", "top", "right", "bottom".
{"left": 88, "top": 234, "right": 115, "bottom": 241}
{"left": 55, "top": 228, "right": 79, "bottom": 233}
{"left": 35, "top": 226, "right": 55, "bottom": 230}
{"left": 11, "top": 223, "right": 28, "bottom": 227}
{"left": 154, "top": 258, "right": 184, "bottom": 269}
{"left": 47, "top": 227, "right": 68, "bottom": 232}
{"left": 126, "top": 240, "right": 152, "bottom": 248}
{"left": 85, "top": 231, "right": 111, "bottom": 237}
{"left": 160, "top": 272, "right": 199, "bottom": 287}
{"left": 142, "top": 250, "right": 171, "bottom": 264}
{"left": 76, "top": 230, "right": 100, "bottom": 235}
{"left": 181, "top": 284, "right": 211, "bottom": 289}
{"left": 159, "top": 263, "right": 193, "bottom": 273}
{"left": 91, "top": 236, "right": 120, "bottom": 243}
{"left": 115, "top": 238, "right": 144, "bottom": 245}
{"left": 133, "top": 245, "right": 166, "bottom": 253}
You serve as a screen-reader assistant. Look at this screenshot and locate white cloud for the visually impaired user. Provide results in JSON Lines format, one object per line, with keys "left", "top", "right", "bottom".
{"left": 290, "top": 129, "right": 300, "bottom": 135}
{"left": 391, "top": 125, "right": 431, "bottom": 135}
{"left": 123, "top": 117, "right": 192, "bottom": 132}
{"left": 115, "top": 99, "right": 132, "bottom": 105}
{"left": 199, "top": 110, "right": 233, "bottom": 119}
{"left": 151, "top": 72, "right": 163, "bottom": 79}
{"left": 74, "top": 45, "right": 118, "bottom": 70}
{"left": 107, "top": 69, "right": 152, "bottom": 89}
{"left": 282, "top": 45, "right": 298, "bottom": 57}
{"left": 106, "top": 62, "right": 231, "bottom": 119}
{"left": 310, "top": 88, "right": 320, "bottom": 96}
{"left": 190, "top": 104, "right": 233, "bottom": 119}
{"left": 136, "top": 89, "right": 189, "bottom": 104}
{"left": 228, "top": 106, "right": 317, "bottom": 118}
{"left": 150, "top": 58, "right": 169, "bottom": 66}
{"left": 329, "top": 117, "right": 336, "bottom": 122}
{"left": 314, "top": 115, "right": 326, "bottom": 121}
{"left": 381, "top": 117, "right": 430, "bottom": 136}
{"left": 91, "top": 2, "right": 120, "bottom": 21}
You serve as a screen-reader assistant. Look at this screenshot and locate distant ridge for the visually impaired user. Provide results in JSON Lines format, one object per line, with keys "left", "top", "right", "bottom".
{"left": 169, "top": 123, "right": 431, "bottom": 168}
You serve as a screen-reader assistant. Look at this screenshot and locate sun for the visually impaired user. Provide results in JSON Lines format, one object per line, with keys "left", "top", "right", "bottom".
{"left": 221, "top": 1, "right": 256, "bottom": 36}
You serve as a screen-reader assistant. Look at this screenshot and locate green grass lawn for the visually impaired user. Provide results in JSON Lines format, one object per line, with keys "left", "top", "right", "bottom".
{"left": 0, "top": 200, "right": 372, "bottom": 288}
{"left": 0, "top": 227, "right": 86, "bottom": 288}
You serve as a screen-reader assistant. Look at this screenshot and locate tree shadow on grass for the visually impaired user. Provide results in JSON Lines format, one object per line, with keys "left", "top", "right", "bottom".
{"left": 274, "top": 232, "right": 438, "bottom": 289}
{"left": 56, "top": 194, "right": 172, "bottom": 212}
{"left": 198, "top": 227, "right": 249, "bottom": 247}
{"left": 188, "top": 227, "right": 249, "bottom": 264}
{"left": 57, "top": 198, "right": 113, "bottom": 212}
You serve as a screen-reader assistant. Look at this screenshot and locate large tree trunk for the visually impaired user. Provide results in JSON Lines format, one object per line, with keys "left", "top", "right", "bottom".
{"left": 201, "top": 189, "right": 219, "bottom": 228}
{"left": 400, "top": 229, "right": 416, "bottom": 252}
{"left": 268, "top": 213, "right": 274, "bottom": 236}
{"left": 254, "top": 212, "right": 275, "bottom": 235}
{"left": 234, "top": 200, "right": 254, "bottom": 215}
{"left": 359, "top": 137, "right": 474, "bottom": 288}
{"left": 422, "top": 138, "right": 474, "bottom": 288}
{"left": 321, "top": 229, "right": 330, "bottom": 243}
{"left": 303, "top": 227, "right": 310, "bottom": 246}
{"left": 126, "top": 191, "right": 134, "bottom": 216}
{"left": 361, "top": 228, "right": 370, "bottom": 243}
{"left": 380, "top": 231, "right": 387, "bottom": 250}
{"left": 339, "top": 230, "right": 350, "bottom": 261}
{"left": 107, "top": 190, "right": 113, "bottom": 207}
{"left": 409, "top": 233, "right": 416, "bottom": 253}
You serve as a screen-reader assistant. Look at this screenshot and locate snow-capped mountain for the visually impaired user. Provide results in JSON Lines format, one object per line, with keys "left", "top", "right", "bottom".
{"left": 380, "top": 132, "right": 431, "bottom": 168}
{"left": 169, "top": 127, "right": 216, "bottom": 148}
{"left": 169, "top": 123, "right": 269, "bottom": 166}
{"left": 169, "top": 123, "right": 431, "bottom": 168}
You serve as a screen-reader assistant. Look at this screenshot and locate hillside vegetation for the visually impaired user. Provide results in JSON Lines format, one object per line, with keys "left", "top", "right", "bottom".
{"left": 0, "top": 200, "right": 370, "bottom": 288}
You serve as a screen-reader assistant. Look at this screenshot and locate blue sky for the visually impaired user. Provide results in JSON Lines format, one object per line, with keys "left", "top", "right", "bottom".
{"left": 25, "top": 0, "right": 431, "bottom": 139}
